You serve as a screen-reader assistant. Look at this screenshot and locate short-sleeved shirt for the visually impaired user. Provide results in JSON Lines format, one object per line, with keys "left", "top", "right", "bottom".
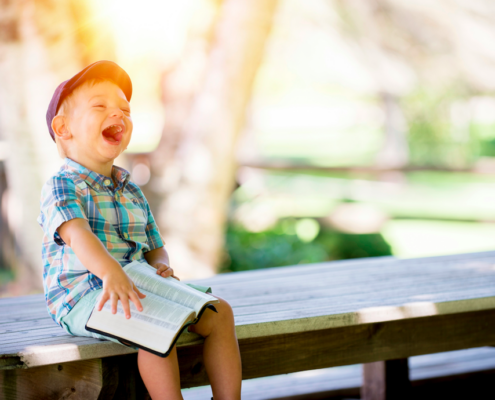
{"left": 38, "top": 158, "right": 165, "bottom": 325}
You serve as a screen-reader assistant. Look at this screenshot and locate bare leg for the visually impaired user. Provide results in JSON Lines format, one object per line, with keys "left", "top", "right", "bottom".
{"left": 138, "top": 346, "right": 183, "bottom": 400}
{"left": 188, "top": 296, "right": 242, "bottom": 400}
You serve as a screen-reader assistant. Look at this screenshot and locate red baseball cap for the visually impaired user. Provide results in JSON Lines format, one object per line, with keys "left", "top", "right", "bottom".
{"left": 46, "top": 60, "right": 132, "bottom": 142}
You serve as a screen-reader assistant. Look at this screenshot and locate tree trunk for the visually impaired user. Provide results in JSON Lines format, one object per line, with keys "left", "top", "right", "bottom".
{"left": 335, "top": 0, "right": 410, "bottom": 169}
{"left": 150, "top": 0, "right": 279, "bottom": 278}
{"left": 0, "top": 0, "right": 112, "bottom": 293}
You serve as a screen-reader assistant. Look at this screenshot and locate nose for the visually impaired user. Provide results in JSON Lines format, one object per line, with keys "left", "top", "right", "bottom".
{"left": 110, "top": 107, "right": 124, "bottom": 118}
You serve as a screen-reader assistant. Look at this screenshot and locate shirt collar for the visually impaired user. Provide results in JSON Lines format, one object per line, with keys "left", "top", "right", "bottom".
{"left": 62, "top": 158, "right": 130, "bottom": 191}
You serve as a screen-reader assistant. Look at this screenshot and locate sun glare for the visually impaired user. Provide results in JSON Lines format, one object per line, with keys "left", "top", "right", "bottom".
{"left": 90, "top": 0, "right": 214, "bottom": 152}
{"left": 103, "top": 0, "right": 196, "bottom": 65}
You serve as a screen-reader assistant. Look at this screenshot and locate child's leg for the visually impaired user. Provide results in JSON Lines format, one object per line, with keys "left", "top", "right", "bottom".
{"left": 188, "top": 296, "right": 242, "bottom": 400}
{"left": 138, "top": 346, "right": 183, "bottom": 400}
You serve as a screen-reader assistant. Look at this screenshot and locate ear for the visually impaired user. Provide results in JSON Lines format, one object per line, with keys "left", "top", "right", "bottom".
{"left": 52, "top": 115, "right": 71, "bottom": 140}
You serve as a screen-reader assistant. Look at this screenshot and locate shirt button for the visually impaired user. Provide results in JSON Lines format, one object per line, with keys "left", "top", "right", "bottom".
{"left": 115, "top": 193, "right": 119, "bottom": 200}
{"left": 123, "top": 232, "right": 129, "bottom": 239}
{"left": 104, "top": 179, "right": 111, "bottom": 186}
{"left": 94, "top": 184, "right": 100, "bottom": 190}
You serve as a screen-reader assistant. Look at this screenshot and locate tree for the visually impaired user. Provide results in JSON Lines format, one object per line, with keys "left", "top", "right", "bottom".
{"left": 147, "top": 0, "right": 280, "bottom": 278}
{"left": 0, "top": 0, "right": 114, "bottom": 293}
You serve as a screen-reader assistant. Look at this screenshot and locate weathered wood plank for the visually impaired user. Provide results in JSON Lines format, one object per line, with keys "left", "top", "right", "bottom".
{"left": 0, "top": 318, "right": 55, "bottom": 334}
{"left": 0, "top": 294, "right": 44, "bottom": 306}
{"left": 183, "top": 347, "right": 495, "bottom": 400}
{"left": 1, "top": 327, "right": 69, "bottom": 345}
{"left": 2, "top": 295, "right": 495, "bottom": 367}
{"left": 0, "top": 358, "right": 118, "bottom": 400}
{"left": 208, "top": 256, "right": 495, "bottom": 290}
{"left": 2, "top": 272, "right": 494, "bottom": 327}
{"left": 218, "top": 273, "right": 495, "bottom": 305}
{"left": 178, "top": 309, "right": 495, "bottom": 387}
{"left": 191, "top": 251, "right": 495, "bottom": 287}
{"left": 232, "top": 296, "right": 495, "bottom": 338}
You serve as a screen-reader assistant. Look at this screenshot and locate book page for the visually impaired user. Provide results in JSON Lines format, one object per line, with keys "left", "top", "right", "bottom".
{"left": 86, "top": 288, "right": 195, "bottom": 354}
{"left": 124, "top": 261, "right": 218, "bottom": 314}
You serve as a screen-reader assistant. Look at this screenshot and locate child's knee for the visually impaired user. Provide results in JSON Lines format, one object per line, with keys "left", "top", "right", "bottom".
{"left": 214, "top": 297, "right": 234, "bottom": 320}
{"left": 189, "top": 296, "right": 234, "bottom": 336}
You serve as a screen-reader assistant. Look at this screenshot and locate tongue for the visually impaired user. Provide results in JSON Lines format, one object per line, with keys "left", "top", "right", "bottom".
{"left": 102, "top": 126, "right": 123, "bottom": 142}
{"left": 104, "top": 125, "right": 121, "bottom": 135}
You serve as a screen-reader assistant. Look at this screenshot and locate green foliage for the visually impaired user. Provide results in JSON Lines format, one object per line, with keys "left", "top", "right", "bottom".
{"left": 479, "top": 138, "right": 495, "bottom": 157}
{"left": 403, "top": 86, "right": 480, "bottom": 168}
{"left": 221, "top": 219, "right": 393, "bottom": 273}
{"left": 0, "top": 268, "right": 14, "bottom": 286}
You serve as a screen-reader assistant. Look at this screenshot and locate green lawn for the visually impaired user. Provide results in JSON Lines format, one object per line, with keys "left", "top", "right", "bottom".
{"left": 232, "top": 169, "right": 495, "bottom": 260}
{"left": 382, "top": 220, "right": 495, "bottom": 258}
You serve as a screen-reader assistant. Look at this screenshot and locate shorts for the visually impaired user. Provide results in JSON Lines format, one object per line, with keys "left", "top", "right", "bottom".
{"left": 60, "top": 283, "right": 212, "bottom": 349}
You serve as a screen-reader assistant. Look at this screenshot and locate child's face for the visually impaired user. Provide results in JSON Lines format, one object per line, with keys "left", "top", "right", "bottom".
{"left": 65, "top": 80, "right": 133, "bottom": 168}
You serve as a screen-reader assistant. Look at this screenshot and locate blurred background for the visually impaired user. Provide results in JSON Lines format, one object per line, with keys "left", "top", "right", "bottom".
{"left": 1, "top": 0, "right": 495, "bottom": 296}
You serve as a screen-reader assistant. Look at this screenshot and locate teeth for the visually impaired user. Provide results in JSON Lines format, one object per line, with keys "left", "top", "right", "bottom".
{"left": 104, "top": 124, "right": 123, "bottom": 133}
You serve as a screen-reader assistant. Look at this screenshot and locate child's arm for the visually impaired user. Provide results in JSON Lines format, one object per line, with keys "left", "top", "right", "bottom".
{"left": 58, "top": 218, "right": 145, "bottom": 319}
{"left": 144, "top": 247, "right": 180, "bottom": 280}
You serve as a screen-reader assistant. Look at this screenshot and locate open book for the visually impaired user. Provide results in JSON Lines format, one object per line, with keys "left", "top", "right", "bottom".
{"left": 86, "top": 260, "right": 219, "bottom": 357}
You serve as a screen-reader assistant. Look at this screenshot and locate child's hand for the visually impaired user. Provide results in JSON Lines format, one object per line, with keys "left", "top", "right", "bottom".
{"left": 155, "top": 262, "right": 180, "bottom": 281}
{"left": 97, "top": 269, "right": 146, "bottom": 319}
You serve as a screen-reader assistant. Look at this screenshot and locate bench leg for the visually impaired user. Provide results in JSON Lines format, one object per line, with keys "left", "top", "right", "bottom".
{"left": 361, "top": 358, "right": 411, "bottom": 400}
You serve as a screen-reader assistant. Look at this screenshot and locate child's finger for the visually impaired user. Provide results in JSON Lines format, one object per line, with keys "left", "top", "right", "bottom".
{"left": 129, "top": 291, "right": 144, "bottom": 312}
{"left": 155, "top": 263, "right": 170, "bottom": 273}
{"left": 97, "top": 292, "right": 110, "bottom": 311}
{"left": 110, "top": 293, "right": 119, "bottom": 314}
{"left": 120, "top": 294, "right": 131, "bottom": 319}
{"left": 133, "top": 284, "right": 146, "bottom": 299}
{"left": 159, "top": 267, "right": 174, "bottom": 278}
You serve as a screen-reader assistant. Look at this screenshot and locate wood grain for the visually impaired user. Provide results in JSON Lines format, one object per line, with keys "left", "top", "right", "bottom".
{"left": 0, "top": 358, "right": 118, "bottom": 400}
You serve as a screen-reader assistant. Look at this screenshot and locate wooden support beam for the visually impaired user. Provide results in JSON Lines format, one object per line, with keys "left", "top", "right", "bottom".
{"left": 0, "top": 358, "right": 118, "bottom": 400}
{"left": 0, "top": 355, "right": 152, "bottom": 400}
{"left": 178, "top": 309, "right": 495, "bottom": 387}
{"left": 362, "top": 358, "right": 411, "bottom": 400}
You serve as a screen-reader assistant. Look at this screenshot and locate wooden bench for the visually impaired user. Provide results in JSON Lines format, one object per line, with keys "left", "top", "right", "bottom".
{"left": 2, "top": 250, "right": 495, "bottom": 399}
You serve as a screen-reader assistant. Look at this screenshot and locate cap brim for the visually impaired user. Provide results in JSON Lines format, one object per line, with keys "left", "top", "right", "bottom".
{"left": 64, "top": 61, "right": 132, "bottom": 103}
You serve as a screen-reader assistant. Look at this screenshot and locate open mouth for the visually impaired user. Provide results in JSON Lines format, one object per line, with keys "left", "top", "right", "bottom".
{"left": 101, "top": 124, "right": 124, "bottom": 145}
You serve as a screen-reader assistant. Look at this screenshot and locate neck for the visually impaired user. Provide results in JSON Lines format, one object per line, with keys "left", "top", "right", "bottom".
{"left": 67, "top": 156, "right": 114, "bottom": 178}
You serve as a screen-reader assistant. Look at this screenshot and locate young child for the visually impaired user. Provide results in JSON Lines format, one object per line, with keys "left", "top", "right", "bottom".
{"left": 38, "top": 60, "right": 242, "bottom": 400}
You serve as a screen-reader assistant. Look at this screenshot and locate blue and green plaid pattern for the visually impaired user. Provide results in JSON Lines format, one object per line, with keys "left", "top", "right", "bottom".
{"left": 38, "top": 158, "right": 164, "bottom": 325}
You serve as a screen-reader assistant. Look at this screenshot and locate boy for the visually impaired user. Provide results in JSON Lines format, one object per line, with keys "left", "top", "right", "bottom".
{"left": 38, "top": 60, "right": 242, "bottom": 400}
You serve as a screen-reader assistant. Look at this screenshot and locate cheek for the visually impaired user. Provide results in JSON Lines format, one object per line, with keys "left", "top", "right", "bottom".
{"left": 125, "top": 120, "right": 133, "bottom": 138}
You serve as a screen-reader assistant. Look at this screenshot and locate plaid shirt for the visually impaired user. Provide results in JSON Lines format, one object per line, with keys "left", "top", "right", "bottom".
{"left": 38, "top": 158, "right": 164, "bottom": 325}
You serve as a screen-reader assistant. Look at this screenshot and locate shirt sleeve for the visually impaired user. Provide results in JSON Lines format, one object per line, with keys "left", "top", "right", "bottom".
{"left": 143, "top": 197, "right": 165, "bottom": 251}
{"left": 38, "top": 175, "right": 88, "bottom": 246}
